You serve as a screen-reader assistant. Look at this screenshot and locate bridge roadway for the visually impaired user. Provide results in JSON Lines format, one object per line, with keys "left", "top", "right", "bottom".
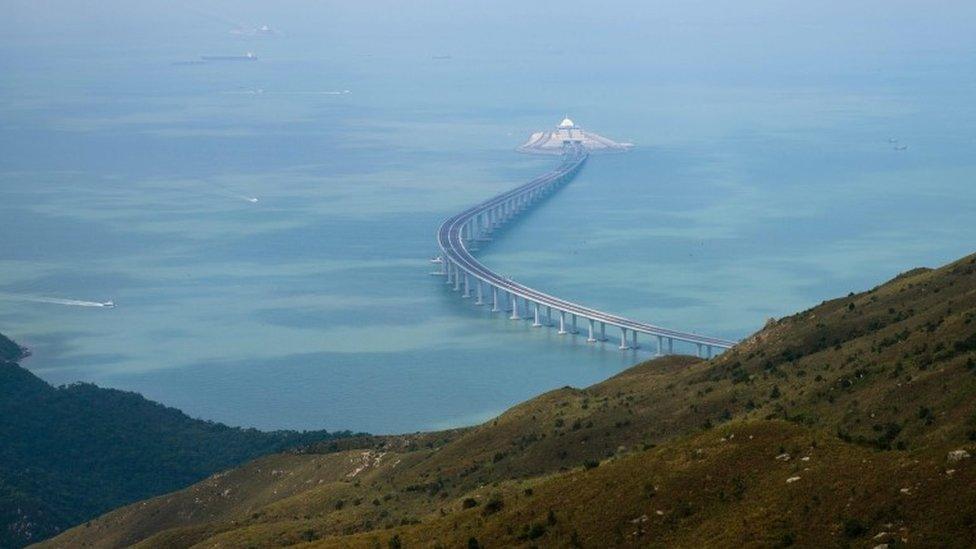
{"left": 435, "top": 144, "right": 737, "bottom": 357}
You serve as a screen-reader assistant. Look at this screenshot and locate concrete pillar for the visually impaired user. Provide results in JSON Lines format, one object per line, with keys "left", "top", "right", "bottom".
{"left": 510, "top": 295, "right": 520, "bottom": 320}
{"left": 668, "top": 338, "right": 674, "bottom": 354}
{"left": 454, "top": 267, "right": 461, "bottom": 291}
{"left": 619, "top": 328, "right": 629, "bottom": 350}
{"left": 656, "top": 335, "right": 663, "bottom": 356}
{"left": 600, "top": 322, "right": 607, "bottom": 341}
{"left": 558, "top": 311, "right": 567, "bottom": 335}
{"left": 697, "top": 343, "right": 703, "bottom": 358}
{"left": 491, "top": 286, "right": 499, "bottom": 312}
{"left": 707, "top": 345, "right": 713, "bottom": 359}
{"left": 533, "top": 303, "right": 541, "bottom": 327}
{"left": 546, "top": 306, "right": 552, "bottom": 326}
{"left": 475, "top": 281, "right": 484, "bottom": 305}
{"left": 571, "top": 314, "right": 578, "bottom": 334}
{"left": 462, "top": 273, "right": 470, "bottom": 298}
{"left": 631, "top": 330, "right": 638, "bottom": 349}
{"left": 587, "top": 319, "right": 596, "bottom": 342}
{"left": 445, "top": 261, "right": 453, "bottom": 285}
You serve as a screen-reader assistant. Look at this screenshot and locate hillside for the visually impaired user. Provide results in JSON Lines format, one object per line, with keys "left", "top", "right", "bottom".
{"left": 42, "top": 252, "right": 976, "bottom": 548}
{"left": 0, "top": 340, "right": 357, "bottom": 548}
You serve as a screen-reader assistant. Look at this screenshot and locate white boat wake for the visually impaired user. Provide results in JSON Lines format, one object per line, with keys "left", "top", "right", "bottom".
{"left": 0, "top": 293, "right": 115, "bottom": 308}
{"left": 205, "top": 180, "right": 259, "bottom": 203}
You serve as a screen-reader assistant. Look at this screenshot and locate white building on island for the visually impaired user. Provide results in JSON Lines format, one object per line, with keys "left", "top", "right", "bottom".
{"left": 517, "top": 118, "right": 632, "bottom": 155}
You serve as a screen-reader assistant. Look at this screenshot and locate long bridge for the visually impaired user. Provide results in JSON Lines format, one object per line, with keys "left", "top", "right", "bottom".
{"left": 434, "top": 144, "right": 736, "bottom": 358}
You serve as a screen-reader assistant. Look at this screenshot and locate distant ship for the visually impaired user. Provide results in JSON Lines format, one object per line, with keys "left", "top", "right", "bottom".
{"left": 230, "top": 24, "right": 279, "bottom": 37}
{"left": 102, "top": 301, "right": 115, "bottom": 308}
{"left": 200, "top": 52, "right": 257, "bottom": 61}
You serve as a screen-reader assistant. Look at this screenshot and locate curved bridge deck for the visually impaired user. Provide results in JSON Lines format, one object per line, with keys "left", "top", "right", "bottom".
{"left": 435, "top": 145, "right": 736, "bottom": 356}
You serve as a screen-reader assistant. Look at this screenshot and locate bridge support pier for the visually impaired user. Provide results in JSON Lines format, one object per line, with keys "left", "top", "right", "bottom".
{"left": 510, "top": 295, "right": 520, "bottom": 320}
{"left": 546, "top": 306, "right": 552, "bottom": 326}
{"left": 668, "top": 337, "right": 674, "bottom": 354}
{"left": 462, "top": 273, "right": 470, "bottom": 298}
{"left": 587, "top": 319, "right": 596, "bottom": 342}
{"left": 491, "top": 287, "right": 499, "bottom": 312}
{"left": 631, "top": 330, "right": 638, "bottom": 349}
{"left": 600, "top": 322, "right": 607, "bottom": 341}
{"left": 453, "top": 268, "right": 461, "bottom": 291}
{"left": 558, "top": 311, "right": 567, "bottom": 335}
{"left": 619, "top": 328, "right": 629, "bottom": 350}
{"left": 571, "top": 314, "right": 578, "bottom": 334}
{"left": 706, "top": 345, "right": 713, "bottom": 359}
{"left": 532, "top": 303, "right": 542, "bottom": 327}
{"left": 445, "top": 262, "right": 453, "bottom": 285}
{"left": 475, "top": 281, "right": 484, "bottom": 305}
{"left": 696, "top": 343, "right": 703, "bottom": 358}
{"left": 656, "top": 335, "right": 663, "bottom": 356}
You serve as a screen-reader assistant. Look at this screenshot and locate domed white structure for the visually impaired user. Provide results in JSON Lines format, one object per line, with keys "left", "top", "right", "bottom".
{"left": 518, "top": 118, "right": 632, "bottom": 155}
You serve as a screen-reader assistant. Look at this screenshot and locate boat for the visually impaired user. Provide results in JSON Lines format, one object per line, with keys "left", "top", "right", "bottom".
{"left": 200, "top": 52, "right": 258, "bottom": 61}
{"left": 102, "top": 301, "right": 115, "bottom": 308}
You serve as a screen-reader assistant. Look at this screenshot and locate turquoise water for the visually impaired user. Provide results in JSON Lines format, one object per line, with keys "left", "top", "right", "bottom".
{"left": 2, "top": 1, "right": 975, "bottom": 433}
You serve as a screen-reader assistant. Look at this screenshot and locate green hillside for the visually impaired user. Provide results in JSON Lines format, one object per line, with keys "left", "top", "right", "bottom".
{"left": 41, "top": 253, "right": 976, "bottom": 548}
{"left": 0, "top": 342, "right": 357, "bottom": 548}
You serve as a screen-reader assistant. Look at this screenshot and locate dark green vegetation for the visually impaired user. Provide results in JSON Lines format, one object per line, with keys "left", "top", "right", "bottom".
{"left": 0, "top": 339, "right": 356, "bottom": 548}
{"left": 0, "top": 332, "right": 26, "bottom": 362}
{"left": 42, "top": 253, "right": 976, "bottom": 547}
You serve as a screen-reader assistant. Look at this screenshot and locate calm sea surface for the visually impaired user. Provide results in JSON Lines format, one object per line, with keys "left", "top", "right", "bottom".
{"left": 2, "top": 1, "right": 975, "bottom": 432}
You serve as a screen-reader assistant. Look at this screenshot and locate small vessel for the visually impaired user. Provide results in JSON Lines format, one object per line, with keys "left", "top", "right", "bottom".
{"left": 428, "top": 256, "right": 446, "bottom": 275}
{"left": 200, "top": 52, "right": 258, "bottom": 61}
{"left": 230, "top": 24, "right": 278, "bottom": 37}
{"left": 102, "top": 301, "right": 115, "bottom": 308}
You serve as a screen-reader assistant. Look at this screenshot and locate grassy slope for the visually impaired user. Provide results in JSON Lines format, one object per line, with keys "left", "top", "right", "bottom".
{"left": 42, "top": 253, "right": 976, "bottom": 548}
{"left": 328, "top": 420, "right": 976, "bottom": 548}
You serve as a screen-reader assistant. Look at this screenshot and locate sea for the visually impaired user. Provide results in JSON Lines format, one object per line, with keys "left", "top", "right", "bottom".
{"left": 2, "top": 0, "right": 975, "bottom": 433}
